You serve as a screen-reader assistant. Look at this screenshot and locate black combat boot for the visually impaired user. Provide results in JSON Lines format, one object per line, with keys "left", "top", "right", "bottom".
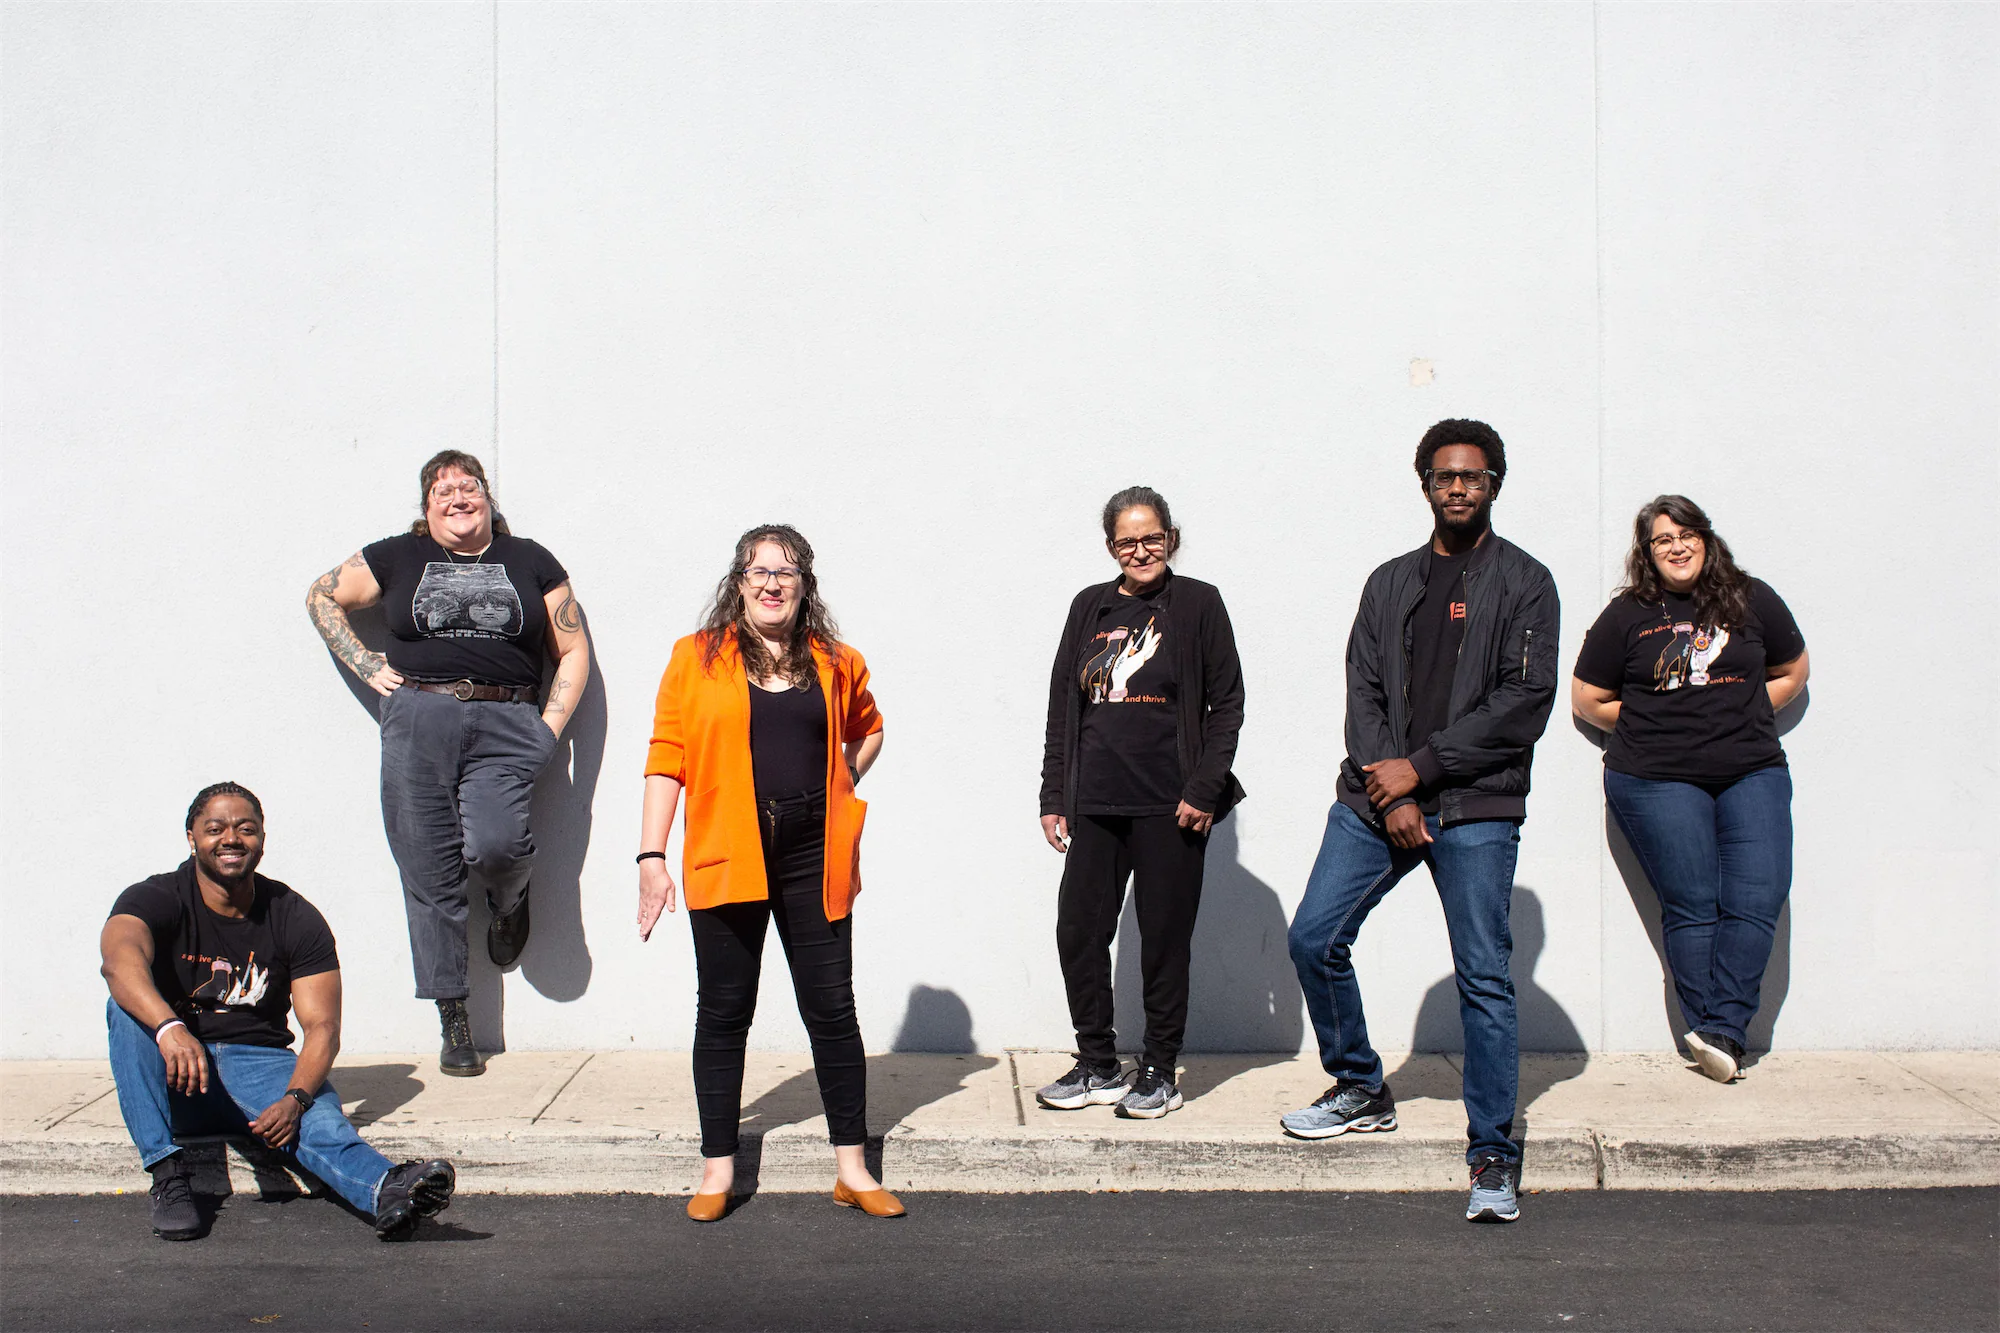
{"left": 487, "top": 892, "right": 531, "bottom": 970}
{"left": 437, "top": 998, "right": 485, "bottom": 1077}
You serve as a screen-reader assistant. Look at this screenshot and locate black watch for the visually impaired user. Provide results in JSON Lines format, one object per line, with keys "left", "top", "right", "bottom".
{"left": 286, "top": 1088, "right": 314, "bottom": 1113}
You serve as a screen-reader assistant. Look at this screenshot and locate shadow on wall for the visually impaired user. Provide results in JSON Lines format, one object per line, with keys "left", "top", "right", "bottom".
{"left": 324, "top": 607, "right": 602, "bottom": 1051}
{"left": 1607, "top": 814, "right": 1792, "bottom": 1055}
{"left": 1110, "top": 817, "right": 1305, "bottom": 1086}
{"left": 731, "top": 986, "right": 998, "bottom": 1192}
{"left": 1382, "top": 887, "right": 1587, "bottom": 1112}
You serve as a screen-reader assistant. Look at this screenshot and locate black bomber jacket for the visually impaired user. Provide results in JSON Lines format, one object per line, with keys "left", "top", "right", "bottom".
{"left": 1337, "top": 531, "right": 1560, "bottom": 827}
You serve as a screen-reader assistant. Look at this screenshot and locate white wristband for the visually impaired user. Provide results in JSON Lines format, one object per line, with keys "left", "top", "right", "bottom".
{"left": 153, "top": 1019, "right": 187, "bottom": 1043}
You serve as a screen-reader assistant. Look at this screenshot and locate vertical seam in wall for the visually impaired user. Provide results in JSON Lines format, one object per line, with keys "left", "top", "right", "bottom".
{"left": 491, "top": 0, "right": 502, "bottom": 486}
{"left": 1592, "top": 0, "right": 1608, "bottom": 1055}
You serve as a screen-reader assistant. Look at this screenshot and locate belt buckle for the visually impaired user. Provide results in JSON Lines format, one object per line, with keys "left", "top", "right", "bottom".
{"left": 450, "top": 679, "right": 476, "bottom": 702}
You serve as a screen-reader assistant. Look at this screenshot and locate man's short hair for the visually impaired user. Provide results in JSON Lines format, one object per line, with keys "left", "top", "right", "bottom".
{"left": 1414, "top": 419, "right": 1507, "bottom": 484}
{"left": 186, "top": 781, "right": 264, "bottom": 831}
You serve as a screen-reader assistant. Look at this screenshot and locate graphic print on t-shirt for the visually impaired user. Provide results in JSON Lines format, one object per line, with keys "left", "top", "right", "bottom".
{"left": 185, "top": 951, "right": 270, "bottom": 1009}
{"left": 1081, "top": 615, "right": 1166, "bottom": 703}
{"left": 411, "top": 562, "right": 525, "bottom": 639}
{"left": 1647, "top": 620, "right": 1742, "bottom": 691}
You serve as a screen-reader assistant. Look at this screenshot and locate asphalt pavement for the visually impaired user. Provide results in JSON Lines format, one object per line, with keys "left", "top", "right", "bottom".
{"left": 2, "top": 1188, "right": 1993, "bottom": 1331}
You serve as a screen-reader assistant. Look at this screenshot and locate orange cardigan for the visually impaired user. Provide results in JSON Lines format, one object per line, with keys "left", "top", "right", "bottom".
{"left": 645, "top": 633, "right": 883, "bottom": 919}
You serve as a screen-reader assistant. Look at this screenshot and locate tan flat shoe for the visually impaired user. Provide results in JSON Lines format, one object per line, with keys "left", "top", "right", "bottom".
{"left": 832, "top": 1179, "right": 906, "bottom": 1218}
{"left": 686, "top": 1191, "right": 730, "bottom": 1222}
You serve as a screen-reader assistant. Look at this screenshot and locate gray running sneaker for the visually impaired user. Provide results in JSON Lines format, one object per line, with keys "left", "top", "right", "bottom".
{"left": 1280, "top": 1083, "right": 1397, "bottom": 1140}
{"left": 1114, "top": 1065, "right": 1184, "bottom": 1119}
{"left": 1035, "top": 1060, "right": 1129, "bottom": 1110}
{"left": 1465, "top": 1154, "right": 1520, "bottom": 1223}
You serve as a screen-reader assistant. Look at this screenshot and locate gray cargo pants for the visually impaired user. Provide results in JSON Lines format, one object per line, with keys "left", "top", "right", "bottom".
{"left": 378, "top": 686, "right": 557, "bottom": 999}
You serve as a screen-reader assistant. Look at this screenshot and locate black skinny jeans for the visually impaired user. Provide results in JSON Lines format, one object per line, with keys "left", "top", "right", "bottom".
{"left": 689, "top": 789, "right": 867, "bottom": 1158}
{"left": 1056, "top": 813, "right": 1208, "bottom": 1073}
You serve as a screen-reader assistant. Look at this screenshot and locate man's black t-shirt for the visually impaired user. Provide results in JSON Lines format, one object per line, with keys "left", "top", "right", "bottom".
{"left": 362, "top": 532, "right": 570, "bottom": 688}
{"left": 1076, "top": 586, "right": 1181, "bottom": 817}
{"left": 109, "top": 862, "right": 339, "bottom": 1048}
{"left": 1574, "top": 577, "right": 1805, "bottom": 784}
{"left": 1405, "top": 546, "right": 1476, "bottom": 814}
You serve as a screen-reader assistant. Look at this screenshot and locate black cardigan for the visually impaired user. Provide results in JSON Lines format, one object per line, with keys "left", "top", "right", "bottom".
{"left": 1039, "top": 570, "right": 1247, "bottom": 822}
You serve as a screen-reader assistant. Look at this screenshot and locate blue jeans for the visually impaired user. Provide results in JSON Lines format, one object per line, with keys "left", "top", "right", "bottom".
{"left": 1603, "top": 766, "right": 1793, "bottom": 1048}
{"left": 1288, "top": 802, "right": 1521, "bottom": 1164}
{"left": 106, "top": 1000, "right": 393, "bottom": 1214}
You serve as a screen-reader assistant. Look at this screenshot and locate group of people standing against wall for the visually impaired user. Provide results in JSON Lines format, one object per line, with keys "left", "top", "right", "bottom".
{"left": 98, "top": 418, "right": 1807, "bottom": 1242}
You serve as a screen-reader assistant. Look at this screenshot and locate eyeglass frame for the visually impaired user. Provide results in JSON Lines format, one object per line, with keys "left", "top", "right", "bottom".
{"left": 1648, "top": 530, "right": 1707, "bottom": 554}
{"left": 1109, "top": 532, "right": 1172, "bottom": 558}
{"left": 1422, "top": 468, "right": 1499, "bottom": 493}
{"left": 428, "top": 478, "right": 487, "bottom": 502}
{"left": 739, "top": 565, "right": 804, "bottom": 587}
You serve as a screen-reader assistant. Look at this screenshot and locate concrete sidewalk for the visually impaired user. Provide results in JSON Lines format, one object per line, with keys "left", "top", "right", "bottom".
{"left": 5, "top": 1050, "right": 1995, "bottom": 1196}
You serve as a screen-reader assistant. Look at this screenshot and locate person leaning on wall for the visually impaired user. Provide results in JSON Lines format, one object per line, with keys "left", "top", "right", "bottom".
{"left": 1283, "top": 419, "right": 1558, "bottom": 1226}
{"left": 1572, "top": 495, "right": 1809, "bottom": 1084}
{"left": 635, "top": 524, "right": 903, "bottom": 1223}
{"left": 1034, "top": 486, "right": 1246, "bottom": 1122}
{"left": 304, "top": 450, "right": 589, "bottom": 1077}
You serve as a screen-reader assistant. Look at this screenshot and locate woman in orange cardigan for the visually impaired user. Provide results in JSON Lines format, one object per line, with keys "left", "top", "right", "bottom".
{"left": 637, "top": 524, "right": 899, "bottom": 1222}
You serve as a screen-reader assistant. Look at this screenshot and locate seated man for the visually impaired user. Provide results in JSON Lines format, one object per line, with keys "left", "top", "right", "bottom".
{"left": 100, "top": 780, "right": 456, "bottom": 1241}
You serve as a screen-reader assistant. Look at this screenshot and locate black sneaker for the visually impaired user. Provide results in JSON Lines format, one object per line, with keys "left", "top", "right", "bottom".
{"left": 1035, "top": 1060, "right": 1129, "bottom": 1110}
{"left": 1114, "top": 1065, "right": 1184, "bottom": 1119}
{"left": 437, "top": 999, "right": 486, "bottom": 1077}
{"left": 373, "top": 1158, "right": 456, "bottom": 1241}
{"left": 149, "top": 1155, "right": 203, "bottom": 1241}
{"left": 488, "top": 894, "right": 530, "bottom": 970}
{"left": 1280, "top": 1083, "right": 1398, "bottom": 1139}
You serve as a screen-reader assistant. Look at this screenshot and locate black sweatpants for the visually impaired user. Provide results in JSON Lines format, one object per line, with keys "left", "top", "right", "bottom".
{"left": 689, "top": 790, "right": 867, "bottom": 1159}
{"left": 1056, "top": 813, "right": 1208, "bottom": 1072}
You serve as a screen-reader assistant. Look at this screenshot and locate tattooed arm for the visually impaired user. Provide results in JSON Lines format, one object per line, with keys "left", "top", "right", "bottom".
{"left": 540, "top": 581, "right": 591, "bottom": 740}
{"left": 305, "top": 552, "right": 403, "bottom": 697}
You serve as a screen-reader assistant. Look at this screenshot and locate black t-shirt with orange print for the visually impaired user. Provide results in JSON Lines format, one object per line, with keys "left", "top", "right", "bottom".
{"left": 1574, "top": 578, "right": 1805, "bottom": 784}
{"left": 1075, "top": 585, "right": 1181, "bottom": 817}
{"left": 109, "top": 861, "right": 339, "bottom": 1048}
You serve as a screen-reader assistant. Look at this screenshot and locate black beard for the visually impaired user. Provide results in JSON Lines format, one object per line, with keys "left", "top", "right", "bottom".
{"left": 1431, "top": 499, "right": 1492, "bottom": 537}
{"left": 199, "top": 849, "right": 261, "bottom": 886}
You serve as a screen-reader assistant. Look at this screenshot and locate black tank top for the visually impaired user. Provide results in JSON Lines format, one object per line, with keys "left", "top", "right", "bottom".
{"left": 749, "top": 674, "right": 828, "bottom": 801}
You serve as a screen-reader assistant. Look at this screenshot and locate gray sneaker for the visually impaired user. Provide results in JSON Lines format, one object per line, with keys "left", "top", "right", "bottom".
{"left": 1280, "top": 1084, "right": 1397, "bottom": 1140}
{"left": 1114, "top": 1065, "right": 1184, "bottom": 1119}
{"left": 1465, "top": 1154, "right": 1520, "bottom": 1223}
{"left": 1035, "top": 1060, "right": 1129, "bottom": 1110}
{"left": 148, "top": 1156, "right": 202, "bottom": 1241}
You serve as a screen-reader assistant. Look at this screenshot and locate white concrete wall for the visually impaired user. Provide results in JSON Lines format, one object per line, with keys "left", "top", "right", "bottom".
{"left": 3, "top": 3, "right": 1993, "bottom": 1059}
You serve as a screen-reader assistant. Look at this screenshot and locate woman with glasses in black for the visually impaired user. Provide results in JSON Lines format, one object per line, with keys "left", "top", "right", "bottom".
{"left": 1034, "top": 487, "right": 1246, "bottom": 1120}
{"left": 1572, "top": 496, "right": 1809, "bottom": 1083}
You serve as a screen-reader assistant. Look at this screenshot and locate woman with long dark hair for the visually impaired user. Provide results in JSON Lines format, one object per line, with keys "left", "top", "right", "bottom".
{"left": 1035, "top": 487, "right": 1246, "bottom": 1120}
{"left": 306, "top": 450, "right": 588, "bottom": 1077}
{"left": 636, "top": 524, "right": 900, "bottom": 1221}
{"left": 1573, "top": 495, "right": 1809, "bottom": 1082}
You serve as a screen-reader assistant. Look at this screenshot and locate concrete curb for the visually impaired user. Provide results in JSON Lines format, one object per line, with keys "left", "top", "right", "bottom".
{"left": 6, "top": 1050, "right": 1996, "bottom": 1195}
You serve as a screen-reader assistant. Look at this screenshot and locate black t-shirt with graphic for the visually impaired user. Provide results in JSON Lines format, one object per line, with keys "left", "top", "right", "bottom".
{"left": 1405, "top": 546, "right": 1477, "bottom": 814}
{"left": 1574, "top": 577, "right": 1805, "bottom": 784}
{"left": 1076, "top": 585, "right": 1181, "bottom": 817}
{"left": 362, "top": 531, "right": 570, "bottom": 688}
{"left": 109, "top": 862, "right": 339, "bottom": 1049}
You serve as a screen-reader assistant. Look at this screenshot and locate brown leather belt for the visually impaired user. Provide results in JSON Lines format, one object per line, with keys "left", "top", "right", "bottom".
{"left": 414, "top": 679, "right": 539, "bottom": 704}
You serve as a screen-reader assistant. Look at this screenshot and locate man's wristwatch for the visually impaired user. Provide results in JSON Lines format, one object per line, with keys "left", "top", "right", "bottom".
{"left": 286, "top": 1088, "right": 314, "bottom": 1113}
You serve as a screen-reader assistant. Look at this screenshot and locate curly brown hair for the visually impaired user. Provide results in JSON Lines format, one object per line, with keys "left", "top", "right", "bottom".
{"left": 407, "top": 449, "right": 512, "bottom": 537}
{"left": 697, "top": 524, "right": 840, "bottom": 688}
{"left": 1617, "top": 494, "right": 1753, "bottom": 630}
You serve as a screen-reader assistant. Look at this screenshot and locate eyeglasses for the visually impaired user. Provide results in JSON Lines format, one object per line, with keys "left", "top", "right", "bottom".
{"left": 1424, "top": 469, "right": 1497, "bottom": 492}
{"left": 1648, "top": 531, "right": 1705, "bottom": 554}
{"left": 741, "top": 566, "right": 802, "bottom": 587}
{"left": 1110, "top": 533, "right": 1169, "bottom": 558}
{"left": 429, "top": 479, "right": 485, "bottom": 502}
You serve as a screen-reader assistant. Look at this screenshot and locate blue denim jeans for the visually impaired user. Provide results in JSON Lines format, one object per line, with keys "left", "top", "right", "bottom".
{"left": 1288, "top": 801, "right": 1521, "bottom": 1164}
{"left": 1603, "top": 766, "right": 1793, "bottom": 1048}
{"left": 106, "top": 1000, "right": 393, "bottom": 1214}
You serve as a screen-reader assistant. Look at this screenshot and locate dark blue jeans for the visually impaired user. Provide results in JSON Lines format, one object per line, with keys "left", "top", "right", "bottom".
{"left": 105, "top": 1001, "right": 393, "bottom": 1213}
{"left": 1603, "top": 766, "right": 1793, "bottom": 1048}
{"left": 1288, "top": 801, "right": 1521, "bottom": 1164}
